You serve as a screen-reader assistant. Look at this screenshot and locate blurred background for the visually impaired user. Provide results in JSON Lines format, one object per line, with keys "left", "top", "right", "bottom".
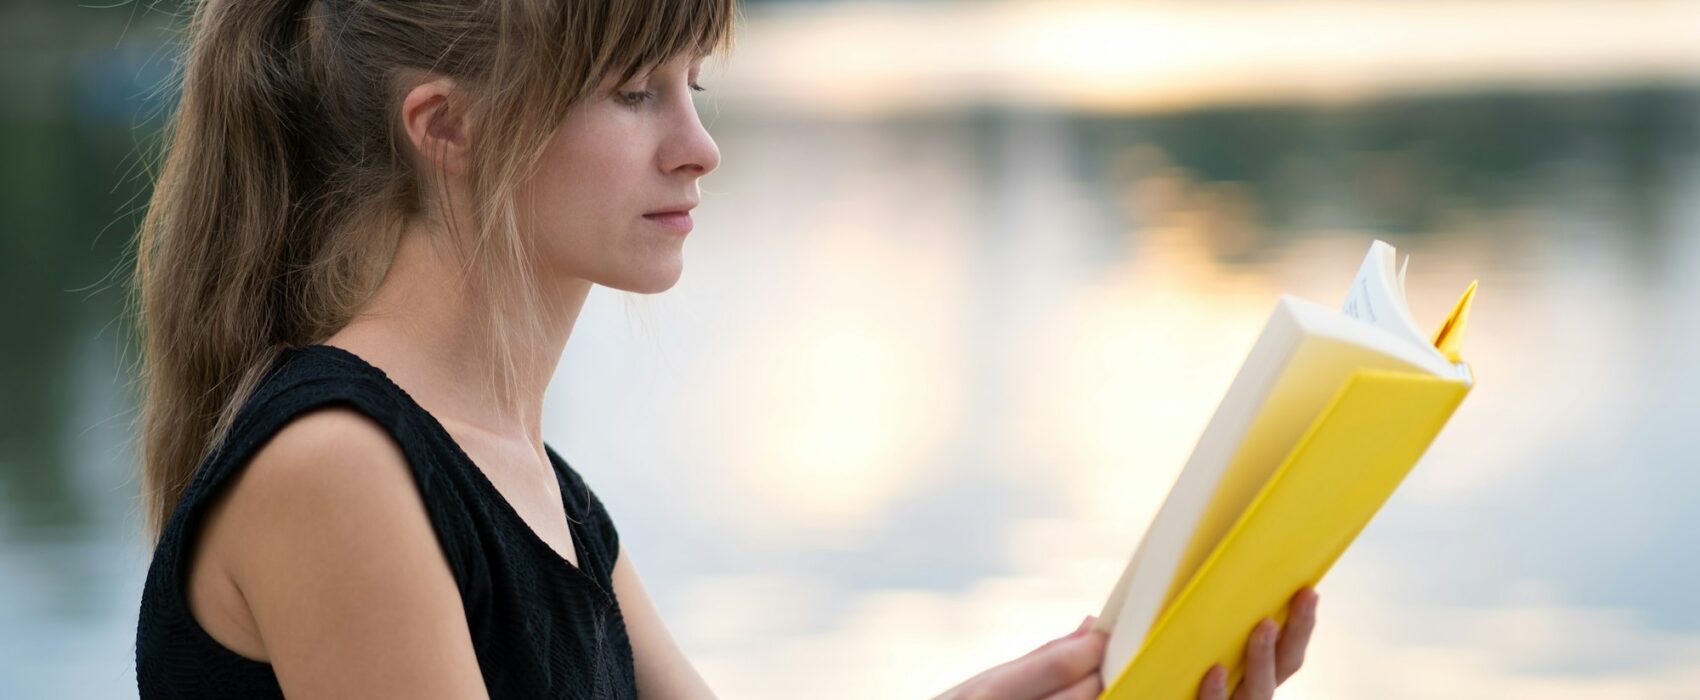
{"left": 3, "top": 0, "right": 1698, "bottom": 697}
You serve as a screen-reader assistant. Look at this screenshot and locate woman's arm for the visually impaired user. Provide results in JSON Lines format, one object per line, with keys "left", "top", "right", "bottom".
{"left": 613, "top": 549, "right": 719, "bottom": 699}
{"left": 200, "top": 407, "right": 490, "bottom": 699}
{"left": 609, "top": 548, "right": 1316, "bottom": 700}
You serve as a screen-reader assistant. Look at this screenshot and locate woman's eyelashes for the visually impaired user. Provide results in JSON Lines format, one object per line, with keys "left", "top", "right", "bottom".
{"left": 615, "top": 82, "right": 707, "bottom": 108}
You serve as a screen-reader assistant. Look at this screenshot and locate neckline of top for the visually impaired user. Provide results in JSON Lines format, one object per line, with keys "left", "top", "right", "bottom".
{"left": 290, "top": 343, "right": 613, "bottom": 599}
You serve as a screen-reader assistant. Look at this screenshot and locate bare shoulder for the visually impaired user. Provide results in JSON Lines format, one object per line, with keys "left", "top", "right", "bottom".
{"left": 192, "top": 406, "right": 489, "bottom": 698}
{"left": 224, "top": 406, "right": 421, "bottom": 530}
{"left": 208, "top": 407, "right": 427, "bottom": 585}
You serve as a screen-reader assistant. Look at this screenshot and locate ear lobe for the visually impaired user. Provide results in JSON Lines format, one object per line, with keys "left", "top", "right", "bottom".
{"left": 400, "top": 76, "right": 472, "bottom": 176}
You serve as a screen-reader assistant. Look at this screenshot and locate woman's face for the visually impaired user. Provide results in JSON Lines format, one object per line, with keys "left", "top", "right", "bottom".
{"left": 514, "top": 52, "right": 720, "bottom": 294}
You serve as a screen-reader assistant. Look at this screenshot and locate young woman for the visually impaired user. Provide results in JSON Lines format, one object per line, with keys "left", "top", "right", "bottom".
{"left": 131, "top": 0, "right": 1319, "bottom": 698}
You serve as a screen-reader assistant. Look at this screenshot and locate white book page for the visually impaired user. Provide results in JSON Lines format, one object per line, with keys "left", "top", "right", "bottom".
{"left": 1399, "top": 254, "right": 1409, "bottom": 297}
{"left": 1341, "top": 240, "right": 1443, "bottom": 358}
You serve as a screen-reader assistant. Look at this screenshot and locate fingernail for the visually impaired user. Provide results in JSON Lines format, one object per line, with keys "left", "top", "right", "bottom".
{"left": 1076, "top": 614, "right": 1096, "bottom": 632}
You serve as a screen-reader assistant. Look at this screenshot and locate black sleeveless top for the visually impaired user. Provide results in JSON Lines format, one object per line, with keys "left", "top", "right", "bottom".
{"left": 135, "top": 344, "right": 638, "bottom": 699}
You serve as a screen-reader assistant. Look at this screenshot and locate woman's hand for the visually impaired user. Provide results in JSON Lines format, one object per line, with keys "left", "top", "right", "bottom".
{"left": 933, "top": 616, "right": 1109, "bottom": 700}
{"left": 1198, "top": 587, "right": 1321, "bottom": 700}
{"left": 934, "top": 587, "right": 1320, "bottom": 700}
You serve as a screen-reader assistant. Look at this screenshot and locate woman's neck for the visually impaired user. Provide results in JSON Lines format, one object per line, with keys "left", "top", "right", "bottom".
{"left": 326, "top": 224, "right": 592, "bottom": 449}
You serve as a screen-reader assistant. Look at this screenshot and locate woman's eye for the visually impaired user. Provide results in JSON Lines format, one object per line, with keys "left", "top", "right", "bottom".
{"left": 615, "top": 83, "right": 705, "bottom": 107}
{"left": 616, "top": 90, "right": 653, "bottom": 106}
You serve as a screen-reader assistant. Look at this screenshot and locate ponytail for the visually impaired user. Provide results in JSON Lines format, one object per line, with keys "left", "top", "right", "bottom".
{"left": 133, "top": 0, "right": 400, "bottom": 539}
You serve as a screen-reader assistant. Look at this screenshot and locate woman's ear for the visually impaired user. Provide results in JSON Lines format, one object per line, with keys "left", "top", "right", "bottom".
{"left": 400, "top": 76, "right": 472, "bottom": 176}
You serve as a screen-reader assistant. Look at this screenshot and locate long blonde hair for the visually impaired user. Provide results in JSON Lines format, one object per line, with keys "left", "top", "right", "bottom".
{"left": 132, "top": 0, "right": 736, "bottom": 541}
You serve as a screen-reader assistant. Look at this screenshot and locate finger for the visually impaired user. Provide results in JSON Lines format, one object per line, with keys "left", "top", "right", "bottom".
{"left": 1229, "top": 619, "right": 1278, "bottom": 700}
{"left": 1276, "top": 588, "right": 1320, "bottom": 683}
{"left": 1000, "top": 627, "right": 1083, "bottom": 671}
{"left": 1196, "top": 664, "right": 1229, "bottom": 700}
{"left": 1019, "top": 619, "right": 1098, "bottom": 663}
{"left": 1039, "top": 668, "right": 1103, "bottom": 700}
{"left": 980, "top": 631, "right": 1107, "bottom": 700}
{"left": 974, "top": 620, "right": 1102, "bottom": 689}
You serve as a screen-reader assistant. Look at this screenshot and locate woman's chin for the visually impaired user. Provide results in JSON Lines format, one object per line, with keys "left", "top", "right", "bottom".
{"left": 597, "top": 259, "right": 683, "bottom": 294}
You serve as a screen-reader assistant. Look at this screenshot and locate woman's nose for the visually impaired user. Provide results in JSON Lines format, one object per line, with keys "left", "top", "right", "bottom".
{"left": 661, "top": 99, "right": 720, "bottom": 177}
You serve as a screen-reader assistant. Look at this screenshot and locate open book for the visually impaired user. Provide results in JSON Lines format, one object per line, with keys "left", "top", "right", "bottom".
{"left": 1094, "top": 240, "right": 1477, "bottom": 699}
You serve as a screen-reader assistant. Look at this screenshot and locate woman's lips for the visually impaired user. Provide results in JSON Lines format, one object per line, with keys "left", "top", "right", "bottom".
{"left": 642, "top": 211, "right": 693, "bottom": 233}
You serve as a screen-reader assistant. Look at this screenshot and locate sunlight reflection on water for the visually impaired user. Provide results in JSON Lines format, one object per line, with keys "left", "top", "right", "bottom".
{"left": 545, "top": 111, "right": 1700, "bottom": 698}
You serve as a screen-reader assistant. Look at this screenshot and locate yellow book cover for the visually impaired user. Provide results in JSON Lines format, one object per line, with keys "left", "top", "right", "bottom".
{"left": 1094, "top": 240, "right": 1477, "bottom": 699}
